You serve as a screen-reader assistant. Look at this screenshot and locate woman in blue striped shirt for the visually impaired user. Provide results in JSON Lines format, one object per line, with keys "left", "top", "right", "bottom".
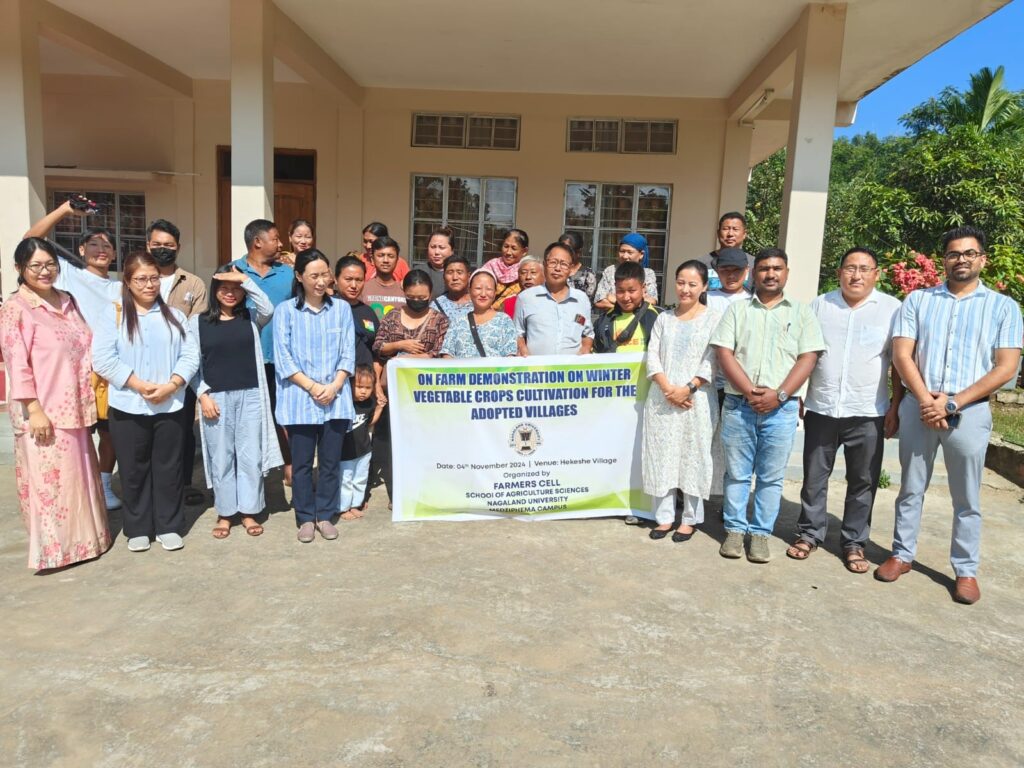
{"left": 273, "top": 249, "right": 356, "bottom": 543}
{"left": 92, "top": 251, "right": 200, "bottom": 553}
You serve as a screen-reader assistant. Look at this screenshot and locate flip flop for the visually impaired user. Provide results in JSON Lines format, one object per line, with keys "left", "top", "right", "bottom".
{"left": 242, "top": 520, "right": 264, "bottom": 537}
{"left": 212, "top": 519, "right": 231, "bottom": 539}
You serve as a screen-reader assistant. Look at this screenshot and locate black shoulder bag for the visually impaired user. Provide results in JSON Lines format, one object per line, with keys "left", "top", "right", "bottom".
{"left": 467, "top": 313, "right": 488, "bottom": 357}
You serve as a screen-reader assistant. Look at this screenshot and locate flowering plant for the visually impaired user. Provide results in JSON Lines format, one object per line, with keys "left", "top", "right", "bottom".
{"left": 885, "top": 252, "right": 943, "bottom": 297}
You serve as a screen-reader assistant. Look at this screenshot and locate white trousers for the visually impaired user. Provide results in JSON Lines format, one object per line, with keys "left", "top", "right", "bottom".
{"left": 652, "top": 490, "right": 704, "bottom": 526}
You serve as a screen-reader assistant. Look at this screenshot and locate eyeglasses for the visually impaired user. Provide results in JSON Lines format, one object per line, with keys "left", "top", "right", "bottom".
{"left": 943, "top": 250, "right": 985, "bottom": 262}
{"left": 546, "top": 261, "right": 572, "bottom": 270}
{"left": 130, "top": 276, "right": 162, "bottom": 286}
{"left": 840, "top": 265, "right": 878, "bottom": 275}
{"left": 25, "top": 262, "right": 59, "bottom": 274}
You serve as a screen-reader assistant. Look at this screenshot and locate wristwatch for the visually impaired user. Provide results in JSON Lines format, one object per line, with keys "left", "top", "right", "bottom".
{"left": 777, "top": 389, "right": 790, "bottom": 403}
{"left": 686, "top": 382, "right": 698, "bottom": 394}
{"left": 945, "top": 399, "right": 959, "bottom": 415}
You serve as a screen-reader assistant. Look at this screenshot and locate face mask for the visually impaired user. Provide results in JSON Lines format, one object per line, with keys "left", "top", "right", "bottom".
{"left": 150, "top": 247, "right": 177, "bottom": 266}
{"left": 406, "top": 298, "right": 430, "bottom": 312}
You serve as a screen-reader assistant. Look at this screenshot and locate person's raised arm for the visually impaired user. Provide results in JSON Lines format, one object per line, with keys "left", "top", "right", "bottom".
{"left": 24, "top": 200, "right": 74, "bottom": 240}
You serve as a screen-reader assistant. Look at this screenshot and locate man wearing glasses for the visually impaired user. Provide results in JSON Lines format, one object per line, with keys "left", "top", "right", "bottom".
{"left": 875, "top": 226, "right": 1022, "bottom": 604}
{"left": 514, "top": 242, "right": 594, "bottom": 356}
{"left": 786, "top": 247, "right": 902, "bottom": 573}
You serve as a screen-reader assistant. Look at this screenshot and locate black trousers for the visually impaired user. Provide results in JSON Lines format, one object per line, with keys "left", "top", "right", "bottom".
{"left": 796, "top": 410, "right": 884, "bottom": 550}
{"left": 181, "top": 386, "right": 198, "bottom": 486}
{"left": 366, "top": 403, "right": 393, "bottom": 505}
{"left": 109, "top": 407, "right": 186, "bottom": 538}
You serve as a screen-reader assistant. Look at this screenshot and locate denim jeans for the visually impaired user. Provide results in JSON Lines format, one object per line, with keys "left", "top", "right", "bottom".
{"left": 339, "top": 452, "right": 372, "bottom": 512}
{"left": 721, "top": 395, "right": 798, "bottom": 536}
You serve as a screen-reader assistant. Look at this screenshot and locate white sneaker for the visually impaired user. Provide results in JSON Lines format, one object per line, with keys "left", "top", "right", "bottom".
{"left": 103, "top": 487, "right": 122, "bottom": 511}
{"left": 156, "top": 533, "right": 184, "bottom": 551}
{"left": 127, "top": 536, "right": 150, "bottom": 552}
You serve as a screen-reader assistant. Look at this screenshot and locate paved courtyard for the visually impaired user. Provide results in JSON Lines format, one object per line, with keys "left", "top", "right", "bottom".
{"left": 0, "top": 419, "right": 1022, "bottom": 767}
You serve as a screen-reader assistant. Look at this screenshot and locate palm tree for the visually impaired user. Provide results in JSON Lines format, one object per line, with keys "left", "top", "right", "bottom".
{"left": 900, "top": 66, "right": 1023, "bottom": 136}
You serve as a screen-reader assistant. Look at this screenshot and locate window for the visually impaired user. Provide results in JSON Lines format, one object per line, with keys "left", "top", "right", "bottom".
{"left": 412, "top": 113, "right": 520, "bottom": 150}
{"left": 562, "top": 182, "right": 672, "bottom": 283}
{"left": 47, "top": 190, "right": 147, "bottom": 272}
{"left": 410, "top": 175, "right": 517, "bottom": 265}
{"left": 567, "top": 119, "right": 677, "bottom": 154}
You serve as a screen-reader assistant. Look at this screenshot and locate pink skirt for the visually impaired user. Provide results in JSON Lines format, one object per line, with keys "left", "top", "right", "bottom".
{"left": 13, "top": 425, "right": 112, "bottom": 570}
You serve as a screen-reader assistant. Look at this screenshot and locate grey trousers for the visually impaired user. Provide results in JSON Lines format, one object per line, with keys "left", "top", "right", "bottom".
{"left": 891, "top": 395, "right": 991, "bottom": 577}
{"left": 797, "top": 410, "right": 884, "bottom": 550}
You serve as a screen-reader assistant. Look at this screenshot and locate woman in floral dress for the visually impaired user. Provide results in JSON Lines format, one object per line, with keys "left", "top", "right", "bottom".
{"left": 0, "top": 238, "right": 111, "bottom": 570}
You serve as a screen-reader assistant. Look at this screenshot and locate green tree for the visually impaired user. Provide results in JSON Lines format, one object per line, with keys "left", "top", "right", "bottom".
{"left": 900, "top": 65, "right": 1024, "bottom": 136}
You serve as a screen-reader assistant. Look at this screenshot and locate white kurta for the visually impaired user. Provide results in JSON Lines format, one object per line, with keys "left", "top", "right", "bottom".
{"left": 642, "top": 309, "right": 721, "bottom": 499}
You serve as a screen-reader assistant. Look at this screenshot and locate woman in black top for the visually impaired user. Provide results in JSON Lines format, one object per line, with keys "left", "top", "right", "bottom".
{"left": 190, "top": 266, "right": 283, "bottom": 539}
{"left": 335, "top": 254, "right": 380, "bottom": 370}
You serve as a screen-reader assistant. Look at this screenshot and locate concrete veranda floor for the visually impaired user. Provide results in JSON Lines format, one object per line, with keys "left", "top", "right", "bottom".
{"left": 0, "top": 430, "right": 1022, "bottom": 767}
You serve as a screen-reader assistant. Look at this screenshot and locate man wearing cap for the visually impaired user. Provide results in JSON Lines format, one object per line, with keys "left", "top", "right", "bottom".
{"left": 699, "top": 213, "right": 755, "bottom": 291}
{"left": 705, "top": 247, "right": 752, "bottom": 410}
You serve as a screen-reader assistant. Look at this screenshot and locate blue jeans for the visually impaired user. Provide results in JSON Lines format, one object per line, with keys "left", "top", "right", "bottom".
{"left": 339, "top": 452, "right": 372, "bottom": 511}
{"left": 721, "top": 395, "right": 798, "bottom": 536}
{"left": 286, "top": 420, "right": 348, "bottom": 525}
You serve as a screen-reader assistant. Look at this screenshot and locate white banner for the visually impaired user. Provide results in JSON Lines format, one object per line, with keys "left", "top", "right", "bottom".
{"left": 387, "top": 354, "right": 654, "bottom": 522}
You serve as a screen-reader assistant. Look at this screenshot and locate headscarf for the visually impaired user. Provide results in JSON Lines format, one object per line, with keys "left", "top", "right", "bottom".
{"left": 620, "top": 233, "right": 650, "bottom": 268}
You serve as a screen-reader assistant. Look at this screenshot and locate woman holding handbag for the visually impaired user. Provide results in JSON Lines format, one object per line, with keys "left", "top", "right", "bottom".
{"left": 440, "top": 270, "right": 518, "bottom": 358}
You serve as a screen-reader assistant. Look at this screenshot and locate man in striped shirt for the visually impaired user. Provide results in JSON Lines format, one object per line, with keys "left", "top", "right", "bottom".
{"left": 876, "top": 226, "right": 1023, "bottom": 604}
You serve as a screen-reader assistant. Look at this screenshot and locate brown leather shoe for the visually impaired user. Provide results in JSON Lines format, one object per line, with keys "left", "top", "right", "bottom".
{"left": 953, "top": 577, "right": 981, "bottom": 605}
{"left": 874, "top": 556, "right": 912, "bottom": 582}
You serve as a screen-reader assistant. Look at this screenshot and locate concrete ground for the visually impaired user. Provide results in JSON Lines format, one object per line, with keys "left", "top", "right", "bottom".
{"left": 1, "top": 421, "right": 1022, "bottom": 767}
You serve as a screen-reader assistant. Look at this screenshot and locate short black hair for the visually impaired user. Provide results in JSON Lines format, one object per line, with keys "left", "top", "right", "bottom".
{"left": 244, "top": 219, "right": 277, "bottom": 251}
{"left": 941, "top": 225, "right": 987, "bottom": 253}
{"left": 839, "top": 246, "right": 879, "bottom": 267}
{"left": 81, "top": 227, "right": 116, "bottom": 250}
{"left": 504, "top": 228, "right": 529, "bottom": 249}
{"left": 335, "top": 254, "right": 366, "bottom": 278}
{"left": 443, "top": 254, "right": 471, "bottom": 271}
{"left": 542, "top": 242, "right": 573, "bottom": 262}
{"left": 753, "top": 247, "right": 788, "bottom": 266}
{"left": 372, "top": 236, "right": 400, "bottom": 255}
{"left": 353, "top": 363, "right": 376, "bottom": 384}
{"left": 147, "top": 218, "right": 180, "bottom": 244}
{"left": 614, "top": 260, "right": 645, "bottom": 284}
{"left": 719, "top": 212, "right": 747, "bottom": 228}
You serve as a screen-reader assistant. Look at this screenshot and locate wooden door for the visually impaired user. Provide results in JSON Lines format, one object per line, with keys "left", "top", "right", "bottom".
{"left": 216, "top": 147, "right": 317, "bottom": 265}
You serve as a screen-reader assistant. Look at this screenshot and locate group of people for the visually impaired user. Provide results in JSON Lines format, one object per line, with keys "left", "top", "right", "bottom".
{"left": 2, "top": 198, "right": 1020, "bottom": 605}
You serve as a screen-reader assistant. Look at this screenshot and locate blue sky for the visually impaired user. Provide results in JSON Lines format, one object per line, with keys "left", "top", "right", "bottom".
{"left": 835, "top": 0, "right": 1024, "bottom": 138}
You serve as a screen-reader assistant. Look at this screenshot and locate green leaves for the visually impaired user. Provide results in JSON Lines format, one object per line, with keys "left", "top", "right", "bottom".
{"left": 746, "top": 66, "right": 1024, "bottom": 304}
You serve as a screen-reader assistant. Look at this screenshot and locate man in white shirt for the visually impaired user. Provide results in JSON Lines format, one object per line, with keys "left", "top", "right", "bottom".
{"left": 706, "top": 247, "right": 752, "bottom": 409}
{"left": 786, "top": 247, "right": 902, "bottom": 573}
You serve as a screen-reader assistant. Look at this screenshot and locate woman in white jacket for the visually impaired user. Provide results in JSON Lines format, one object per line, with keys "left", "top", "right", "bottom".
{"left": 190, "top": 265, "right": 283, "bottom": 539}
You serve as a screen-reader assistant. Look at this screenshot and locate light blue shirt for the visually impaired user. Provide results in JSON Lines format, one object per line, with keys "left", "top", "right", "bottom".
{"left": 513, "top": 283, "right": 595, "bottom": 355}
{"left": 91, "top": 304, "right": 200, "bottom": 415}
{"left": 272, "top": 297, "right": 356, "bottom": 426}
{"left": 232, "top": 257, "right": 295, "bottom": 364}
{"left": 433, "top": 294, "right": 473, "bottom": 318}
{"left": 894, "top": 281, "right": 1023, "bottom": 394}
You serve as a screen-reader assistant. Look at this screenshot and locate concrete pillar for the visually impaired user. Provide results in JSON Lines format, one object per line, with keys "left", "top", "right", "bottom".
{"left": 778, "top": 3, "right": 846, "bottom": 302}
{"left": 0, "top": 0, "right": 46, "bottom": 296}
{"left": 718, "top": 121, "right": 754, "bottom": 224}
{"left": 229, "top": 0, "right": 274, "bottom": 259}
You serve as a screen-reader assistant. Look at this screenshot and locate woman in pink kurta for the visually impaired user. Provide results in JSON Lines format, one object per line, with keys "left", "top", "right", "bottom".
{"left": 0, "top": 238, "right": 111, "bottom": 571}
